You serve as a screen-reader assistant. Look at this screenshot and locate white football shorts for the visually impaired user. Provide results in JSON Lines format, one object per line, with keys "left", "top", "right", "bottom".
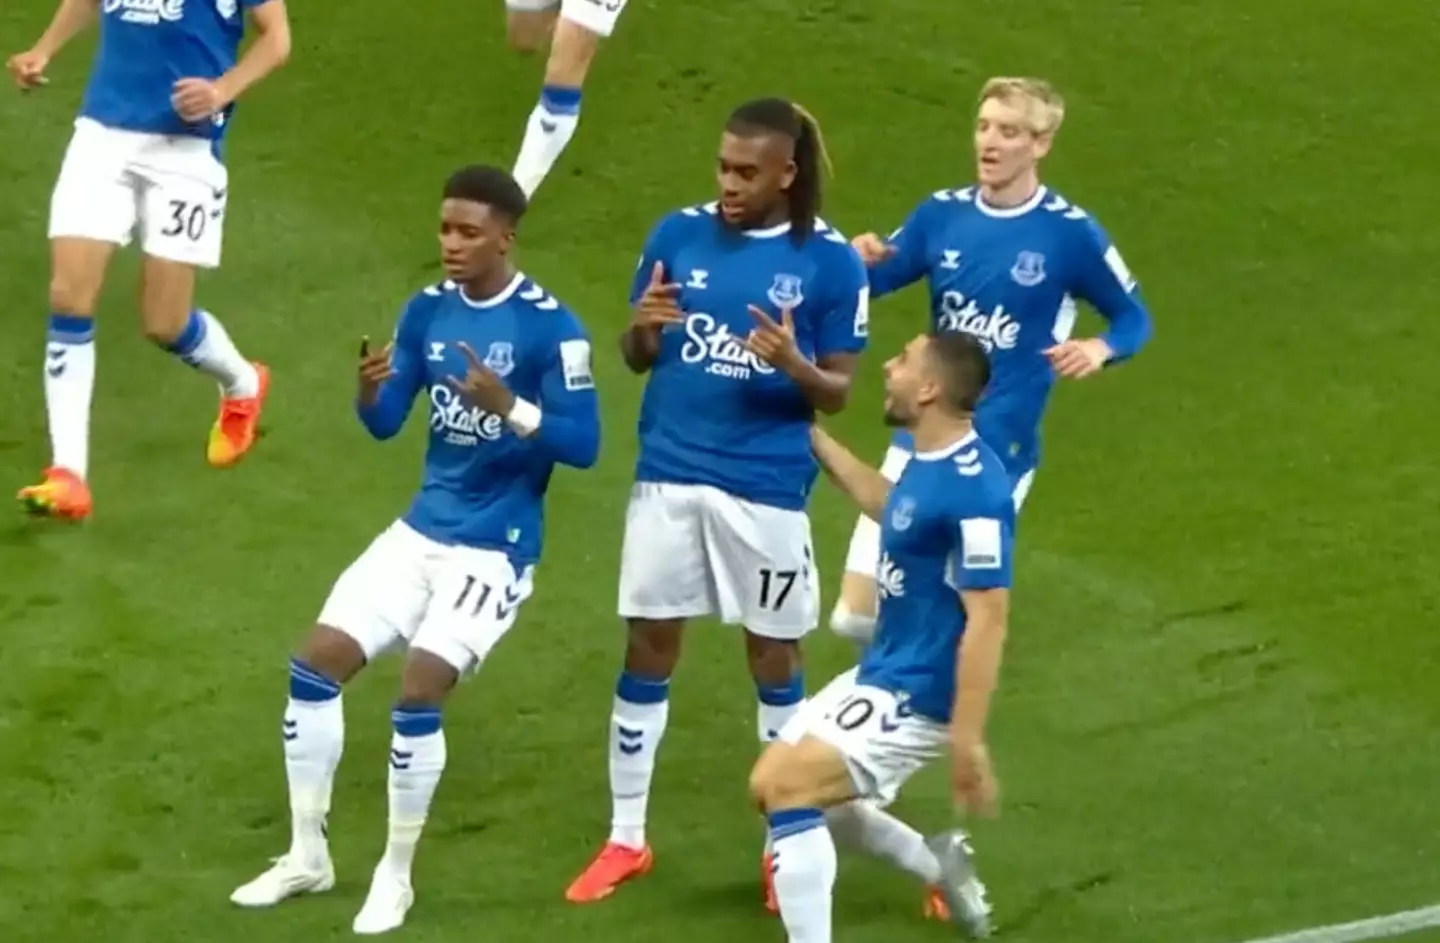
{"left": 317, "top": 519, "right": 535, "bottom": 674}
{"left": 48, "top": 117, "right": 229, "bottom": 269}
{"left": 504, "top": 0, "right": 628, "bottom": 38}
{"left": 617, "top": 482, "right": 819, "bottom": 640}
{"left": 842, "top": 444, "right": 1035, "bottom": 577}
{"left": 778, "top": 665, "right": 949, "bottom": 805}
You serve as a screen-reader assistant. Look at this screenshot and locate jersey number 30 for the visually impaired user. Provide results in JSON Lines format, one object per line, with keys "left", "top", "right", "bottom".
{"left": 161, "top": 200, "right": 208, "bottom": 242}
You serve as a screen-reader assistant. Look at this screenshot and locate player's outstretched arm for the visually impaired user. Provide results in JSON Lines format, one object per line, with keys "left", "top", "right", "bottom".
{"left": 810, "top": 426, "right": 892, "bottom": 520}
{"left": 211, "top": 0, "right": 292, "bottom": 108}
{"left": 512, "top": 325, "right": 600, "bottom": 469}
{"left": 862, "top": 196, "right": 940, "bottom": 298}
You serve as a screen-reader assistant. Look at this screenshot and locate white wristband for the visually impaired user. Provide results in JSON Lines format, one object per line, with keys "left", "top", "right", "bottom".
{"left": 506, "top": 397, "right": 543, "bottom": 437}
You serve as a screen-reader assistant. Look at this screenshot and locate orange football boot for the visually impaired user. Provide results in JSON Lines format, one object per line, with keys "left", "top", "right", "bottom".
{"left": 924, "top": 885, "right": 952, "bottom": 921}
{"left": 565, "top": 842, "right": 654, "bottom": 903}
{"left": 16, "top": 466, "right": 92, "bottom": 521}
{"left": 207, "top": 362, "right": 270, "bottom": 468}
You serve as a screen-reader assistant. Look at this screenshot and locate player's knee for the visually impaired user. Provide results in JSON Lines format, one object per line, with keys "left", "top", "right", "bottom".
{"left": 296, "top": 624, "right": 367, "bottom": 685}
{"left": 47, "top": 270, "right": 102, "bottom": 317}
{"left": 48, "top": 238, "right": 112, "bottom": 316}
{"left": 744, "top": 632, "right": 798, "bottom": 684}
{"left": 829, "top": 604, "right": 877, "bottom": 644}
{"left": 624, "top": 619, "right": 682, "bottom": 676}
{"left": 748, "top": 760, "right": 810, "bottom": 813}
{"left": 398, "top": 648, "right": 462, "bottom": 704}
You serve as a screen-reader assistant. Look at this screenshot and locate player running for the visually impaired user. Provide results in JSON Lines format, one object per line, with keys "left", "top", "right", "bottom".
{"left": 752, "top": 329, "right": 1012, "bottom": 943}
{"left": 229, "top": 166, "right": 600, "bottom": 935}
{"left": 8, "top": 0, "right": 293, "bottom": 521}
{"left": 830, "top": 76, "right": 1154, "bottom": 644}
{"left": 504, "top": 0, "right": 630, "bottom": 198}
{"left": 564, "top": 97, "right": 870, "bottom": 904}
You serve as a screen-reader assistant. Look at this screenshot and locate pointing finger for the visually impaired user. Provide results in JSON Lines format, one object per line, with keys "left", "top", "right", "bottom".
{"left": 455, "top": 340, "right": 484, "bottom": 369}
{"left": 748, "top": 304, "right": 780, "bottom": 329}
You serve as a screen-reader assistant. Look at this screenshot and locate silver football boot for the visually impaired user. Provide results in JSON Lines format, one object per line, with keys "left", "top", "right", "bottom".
{"left": 926, "top": 829, "right": 993, "bottom": 938}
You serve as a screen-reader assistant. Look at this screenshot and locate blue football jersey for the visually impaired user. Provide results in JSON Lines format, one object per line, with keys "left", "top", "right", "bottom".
{"left": 630, "top": 202, "right": 870, "bottom": 510}
{"left": 873, "top": 185, "right": 1153, "bottom": 477}
{"left": 82, "top": 0, "right": 271, "bottom": 140}
{"left": 356, "top": 275, "right": 601, "bottom": 565}
{"left": 856, "top": 432, "right": 1015, "bottom": 723}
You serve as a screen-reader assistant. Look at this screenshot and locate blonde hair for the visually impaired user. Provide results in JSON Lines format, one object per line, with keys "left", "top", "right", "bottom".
{"left": 790, "top": 102, "right": 835, "bottom": 178}
{"left": 978, "top": 77, "right": 1066, "bottom": 137}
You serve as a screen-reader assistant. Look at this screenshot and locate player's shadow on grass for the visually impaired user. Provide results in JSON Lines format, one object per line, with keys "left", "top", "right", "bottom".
{"left": 3, "top": 513, "right": 102, "bottom": 544}
{"left": 671, "top": 876, "right": 766, "bottom": 915}
{"left": 1, "top": 517, "right": 51, "bottom": 545}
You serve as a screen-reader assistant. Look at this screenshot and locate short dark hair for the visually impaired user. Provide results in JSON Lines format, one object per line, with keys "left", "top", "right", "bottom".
{"left": 925, "top": 330, "right": 991, "bottom": 414}
{"left": 442, "top": 165, "right": 528, "bottom": 225}
{"left": 725, "top": 97, "right": 832, "bottom": 243}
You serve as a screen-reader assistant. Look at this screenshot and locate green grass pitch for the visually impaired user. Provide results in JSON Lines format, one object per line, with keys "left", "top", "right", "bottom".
{"left": 1, "top": 1, "right": 1437, "bottom": 941}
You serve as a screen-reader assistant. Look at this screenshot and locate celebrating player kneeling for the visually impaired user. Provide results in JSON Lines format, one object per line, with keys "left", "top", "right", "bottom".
{"left": 751, "top": 330, "right": 1013, "bottom": 942}
{"left": 229, "top": 166, "right": 600, "bottom": 935}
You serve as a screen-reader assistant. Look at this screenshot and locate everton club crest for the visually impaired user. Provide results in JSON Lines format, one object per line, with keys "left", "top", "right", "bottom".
{"left": 1010, "top": 251, "right": 1046, "bottom": 287}
{"left": 767, "top": 273, "right": 805, "bottom": 310}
